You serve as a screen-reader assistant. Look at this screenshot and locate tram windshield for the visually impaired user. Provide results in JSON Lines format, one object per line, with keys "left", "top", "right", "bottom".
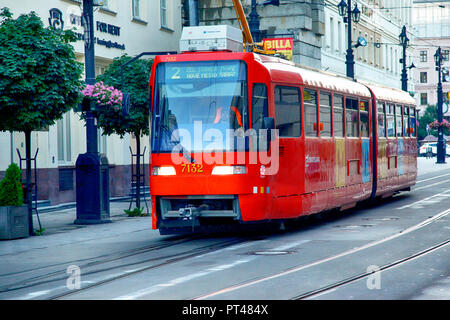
{"left": 152, "top": 60, "right": 248, "bottom": 153}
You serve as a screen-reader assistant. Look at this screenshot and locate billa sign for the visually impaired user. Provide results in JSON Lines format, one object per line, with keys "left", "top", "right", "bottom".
{"left": 263, "top": 38, "right": 294, "bottom": 61}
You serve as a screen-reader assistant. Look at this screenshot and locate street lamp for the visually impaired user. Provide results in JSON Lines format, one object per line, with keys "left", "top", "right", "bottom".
{"left": 75, "top": 0, "right": 111, "bottom": 224}
{"left": 249, "top": 0, "right": 280, "bottom": 43}
{"left": 337, "top": 0, "right": 362, "bottom": 79}
{"left": 399, "top": 25, "right": 409, "bottom": 92}
{"left": 434, "top": 47, "right": 446, "bottom": 164}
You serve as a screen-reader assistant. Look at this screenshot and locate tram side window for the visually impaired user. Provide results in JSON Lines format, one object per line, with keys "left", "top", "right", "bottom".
{"left": 377, "top": 102, "right": 386, "bottom": 137}
{"left": 252, "top": 83, "right": 268, "bottom": 131}
{"left": 386, "top": 103, "right": 395, "bottom": 137}
{"left": 275, "top": 86, "right": 301, "bottom": 137}
{"left": 333, "top": 94, "right": 344, "bottom": 137}
{"left": 319, "top": 92, "right": 332, "bottom": 137}
{"left": 396, "top": 105, "right": 403, "bottom": 137}
{"left": 403, "top": 106, "right": 409, "bottom": 137}
{"left": 304, "top": 88, "right": 318, "bottom": 137}
{"left": 345, "top": 98, "right": 359, "bottom": 137}
{"left": 252, "top": 83, "right": 269, "bottom": 151}
{"left": 410, "top": 106, "right": 417, "bottom": 137}
{"left": 360, "top": 100, "right": 369, "bottom": 138}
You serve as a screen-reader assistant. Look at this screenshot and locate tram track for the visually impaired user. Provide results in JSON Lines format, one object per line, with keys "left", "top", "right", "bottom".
{"left": 0, "top": 234, "right": 257, "bottom": 298}
{"left": 292, "top": 239, "right": 450, "bottom": 300}
{"left": 193, "top": 207, "right": 450, "bottom": 300}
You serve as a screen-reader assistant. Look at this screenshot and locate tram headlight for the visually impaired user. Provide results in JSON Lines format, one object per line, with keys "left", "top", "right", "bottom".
{"left": 152, "top": 166, "right": 176, "bottom": 176}
{"left": 211, "top": 165, "right": 247, "bottom": 175}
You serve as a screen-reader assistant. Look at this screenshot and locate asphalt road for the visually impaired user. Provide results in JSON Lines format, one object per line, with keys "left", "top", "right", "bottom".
{"left": 0, "top": 157, "right": 449, "bottom": 302}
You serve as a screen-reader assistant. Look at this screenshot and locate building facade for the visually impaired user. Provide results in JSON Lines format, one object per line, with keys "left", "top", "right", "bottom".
{"left": 0, "top": 0, "right": 182, "bottom": 205}
{"left": 412, "top": 0, "right": 450, "bottom": 115}
{"left": 191, "top": 0, "right": 325, "bottom": 69}
{"left": 322, "top": 0, "right": 415, "bottom": 91}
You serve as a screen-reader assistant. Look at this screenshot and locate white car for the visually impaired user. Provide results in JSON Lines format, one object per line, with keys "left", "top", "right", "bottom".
{"left": 419, "top": 143, "right": 437, "bottom": 156}
{"left": 419, "top": 142, "right": 450, "bottom": 156}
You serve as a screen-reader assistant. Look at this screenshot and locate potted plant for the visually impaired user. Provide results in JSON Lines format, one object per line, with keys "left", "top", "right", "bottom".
{"left": 0, "top": 163, "right": 29, "bottom": 239}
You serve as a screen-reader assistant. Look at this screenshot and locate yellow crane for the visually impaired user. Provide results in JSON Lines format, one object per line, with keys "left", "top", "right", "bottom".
{"left": 231, "top": 0, "right": 276, "bottom": 55}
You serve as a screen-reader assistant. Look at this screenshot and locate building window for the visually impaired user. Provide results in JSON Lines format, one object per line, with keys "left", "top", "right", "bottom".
{"left": 443, "top": 49, "right": 449, "bottom": 61}
{"left": 420, "top": 93, "right": 428, "bottom": 105}
{"left": 160, "top": 0, "right": 167, "bottom": 27}
{"left": 304, "top": 88, "right": 318, "bottom": 137}
{"left": 274, "top": 86, "right": 301, "bottom": 137}
{"left": 420, "top": 72, "right": 427, "bottom": 83}
{"left": 132, "top": 0, "right": 141, "bottom": 19}
{"left": 420, "top": 50, "right": 427, "bottom": 62}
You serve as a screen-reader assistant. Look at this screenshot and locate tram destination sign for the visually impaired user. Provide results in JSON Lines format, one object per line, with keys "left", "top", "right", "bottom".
{"left": 165, "top": 62, "right": 242, "bottom": 82}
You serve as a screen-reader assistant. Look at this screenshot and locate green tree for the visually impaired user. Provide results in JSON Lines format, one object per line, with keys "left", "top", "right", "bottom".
{"left": 92, "top": 55, "right": 153, "bottom": 210}
{"left": 0, "top": 8, "right": 84, "bottom": 234}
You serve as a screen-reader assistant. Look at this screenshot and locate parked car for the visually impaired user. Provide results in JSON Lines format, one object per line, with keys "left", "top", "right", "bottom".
{"left": 419, "top": 142, "right": 450, "bottom": 156}
{"left": 419, "top": 143, "right": 437, "bottom": 157}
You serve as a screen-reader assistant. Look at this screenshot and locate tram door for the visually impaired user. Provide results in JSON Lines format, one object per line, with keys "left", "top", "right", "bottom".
{"left": 270, "top": 85, "right": 304, "bottom": 218}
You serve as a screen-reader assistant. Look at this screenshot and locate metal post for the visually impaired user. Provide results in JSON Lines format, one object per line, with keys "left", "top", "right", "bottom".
{"left": 401, "top": 26, "right": 408, "bottom": 92}
{"left": 83, "top": 0, "right": 98, "bottom": 154}
{"left": 345, "top": 0, "right": 354, "bottom": 79}
{"left": 436, "top": 47, "right": 446, "bottom": 164}
{"left": 249, "top": 0, "right": 261, "bottom": 42}
{"left": 75, "top": 0, "right": 111, "bottom": 224}
{"left": 188, "top": 0, "right": 199, "bottom": 26}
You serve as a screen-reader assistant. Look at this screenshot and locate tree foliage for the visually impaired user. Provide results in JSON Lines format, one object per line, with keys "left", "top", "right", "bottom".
{"left": 0, "top": 8, "right": 84, "bottom": 132}
{"left": 94, "top": 54, "right": 153, "bottom": 137}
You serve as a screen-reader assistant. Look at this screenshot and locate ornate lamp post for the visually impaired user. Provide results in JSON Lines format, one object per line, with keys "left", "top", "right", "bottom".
{"left": 248, "top": 0, "right": 280, "bottom": 43}
{"left": 75, "top": 0, "right": 111, "bottom": 224}
{"left": 434, "top": 47, "right": 446, "bottom": 164}
{"left": 337, "top": 0, "right": 361, "bottom": 79}
{"left": 399, "top": 26, "right": 409, "bottom": 92}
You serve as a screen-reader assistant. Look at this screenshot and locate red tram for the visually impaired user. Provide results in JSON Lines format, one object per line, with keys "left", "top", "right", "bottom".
{"left": 149, "top": 51, "right": 417, "bottom": 235}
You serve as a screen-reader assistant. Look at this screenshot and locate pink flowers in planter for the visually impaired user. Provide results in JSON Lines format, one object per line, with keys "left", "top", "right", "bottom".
{"left": 81, "top": 81, "right": 123, "bottom": 107}
{"left": 428, "top": 119, "right": 450, "bottom": 130}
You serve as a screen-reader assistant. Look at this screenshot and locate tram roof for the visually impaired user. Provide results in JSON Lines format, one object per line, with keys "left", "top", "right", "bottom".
{"left": 361, "top": 82, "right": 416, "bottom": 106}
{"left": 256, "top": 54, "right": 372, "bottom": 98}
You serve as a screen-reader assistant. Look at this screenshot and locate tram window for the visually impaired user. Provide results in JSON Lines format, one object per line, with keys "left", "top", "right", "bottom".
{"left": 360, "top": 100, "right": 369, "bottom": 138}
{"left": 386, "top": 103, "right": 395, "bottom": 137}
{"left": 377, "top": 102, "right": 386, "bottom": 138}
{"left": 396, "top": 105, "right": 403, "bottom": 137}
{"left": 304, "top": 88, "right": 318, "bottom": 136}
{"left": 403, "top": 106, "right": 409, "bottom": 137}
{"left": 275, "top": 86, "right": 301, "bottom": 137}
{"left": 410, "top": 106, "right": 417, "bottom": 137}
{"left": 333, "top": 94, "right": 344, "bottom": 137}
{"left": 252, "top": 83, "right": 268, "bottom": 131}
{"left": 319, "top": 92, "right": 332, "bottom": 137}
{"left": 345, "top": 98, "right": 359, "bottom": 137}
{"left": 252, "top": 83, "right": 269, "bottom": 150}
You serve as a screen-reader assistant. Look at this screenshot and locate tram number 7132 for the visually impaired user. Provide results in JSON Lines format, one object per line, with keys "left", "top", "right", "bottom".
{"left": 181, "top": 163, "right": 204, "bottom": 174}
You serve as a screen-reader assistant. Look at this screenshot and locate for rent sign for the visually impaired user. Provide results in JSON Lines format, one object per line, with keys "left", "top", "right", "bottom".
{"left": 263, "top": 38, "right": 293, "bottom": 61}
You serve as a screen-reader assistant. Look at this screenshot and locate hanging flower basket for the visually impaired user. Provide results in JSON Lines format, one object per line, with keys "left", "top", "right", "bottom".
{"left": 79, "top": 81, "right": 123, "bottom": 112}
{"left": 428, "top": 119, "right": 450, "bottom": 130}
